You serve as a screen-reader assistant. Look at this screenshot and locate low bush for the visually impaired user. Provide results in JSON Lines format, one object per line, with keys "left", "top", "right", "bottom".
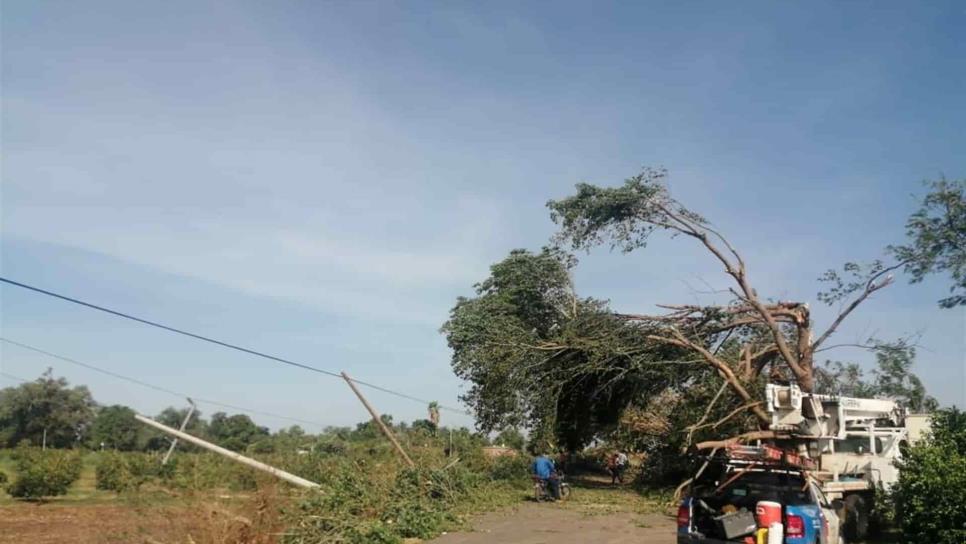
{"left": 5, "top": 446, "right": 82, "bottom": 499}
{"left": 95, "top": 451, "right": 126, "bottom": 491}
{"left": 95, "top": 451, "right": 162, "bottom": 492}
{"left": 488, "top": 455, "right": 530, "bottom": 486}
{"left": 160, "top": 453, "right": 259, "bottom": 491}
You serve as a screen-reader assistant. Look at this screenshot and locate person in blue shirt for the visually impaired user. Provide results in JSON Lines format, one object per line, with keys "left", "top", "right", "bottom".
{"left": 531, "top": 449, "right": 560, "bottom": 500}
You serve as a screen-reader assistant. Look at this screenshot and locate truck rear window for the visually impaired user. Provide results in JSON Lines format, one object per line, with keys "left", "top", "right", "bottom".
{"left": 694, "top": 470, "right": 811, "bottom": 506}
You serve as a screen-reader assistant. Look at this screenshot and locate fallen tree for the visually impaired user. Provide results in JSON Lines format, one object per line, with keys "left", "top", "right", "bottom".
{"left": 444, "top": 168, "right": 937, "bottom": 469}
{"left": 548, "top": 168, "right": 900, "bottom": 406}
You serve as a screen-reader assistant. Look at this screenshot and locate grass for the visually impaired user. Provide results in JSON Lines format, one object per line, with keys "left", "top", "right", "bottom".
{"left": 558, "top": 473, "right": 672, "bottom": 517}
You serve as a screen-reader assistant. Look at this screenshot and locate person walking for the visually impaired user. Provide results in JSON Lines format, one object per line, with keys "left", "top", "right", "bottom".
{"left": 607, "top": 452, "right": 619, "bottom": 485}
{"left": 614, "top": 450, "right": 629, "bottom": 484}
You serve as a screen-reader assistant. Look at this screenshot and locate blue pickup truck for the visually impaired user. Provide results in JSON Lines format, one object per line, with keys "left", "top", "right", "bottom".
{"left": 676, "top": 449, "right": 843, "bottom": 544}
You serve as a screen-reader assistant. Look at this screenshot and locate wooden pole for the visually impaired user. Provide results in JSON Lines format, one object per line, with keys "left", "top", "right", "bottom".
{"left": 162, "top": 398, "right": 196, "bottom": 465}
{"left": 340, "top": 371, "right": 416, "bottom": 468}
{"left": 134, "top": 414, "right": 320, "bottom": 489}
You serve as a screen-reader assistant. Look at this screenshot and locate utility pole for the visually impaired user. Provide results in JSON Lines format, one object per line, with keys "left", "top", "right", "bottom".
{"left": 340, "top": 371, "right": 415, "bottom": 469}
{"left": 42, "top": 428, "right": 47, "bottom": 451}
{"left": 134, "top": 414, "right": 320, "bottom": 489}
{"left": 162, "top": 398, "right": 196, "bottom": 465}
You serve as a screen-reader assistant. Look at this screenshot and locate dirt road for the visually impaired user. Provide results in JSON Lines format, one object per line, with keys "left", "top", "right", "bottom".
{"left": 430, "top": 502, "right": 676, "bottom": 544}
{"left": 0, "top": 503, "right": 183, "bottom": 544}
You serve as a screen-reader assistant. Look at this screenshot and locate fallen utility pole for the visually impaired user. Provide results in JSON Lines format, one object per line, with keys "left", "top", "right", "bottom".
{"left": 341, "top": 371, "right": 416, "bottom": 468}
{"left": 134, "top": 414, "right": 320, "bottom": 489}
{"left": 162, "top": 398, "right": 196, "bottom": 465}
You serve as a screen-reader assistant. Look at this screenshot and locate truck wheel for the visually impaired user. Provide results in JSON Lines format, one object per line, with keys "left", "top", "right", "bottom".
{"left": 842, "top": 494, "right": 869, "bottom": 542}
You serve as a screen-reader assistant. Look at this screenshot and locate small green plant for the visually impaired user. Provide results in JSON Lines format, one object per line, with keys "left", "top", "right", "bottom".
{"left": 5, "top": 446, "right": 82, "bottom": 499}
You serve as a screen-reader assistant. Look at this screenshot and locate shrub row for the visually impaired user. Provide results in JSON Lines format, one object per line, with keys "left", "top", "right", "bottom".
{"left": 4, "top": 446, "right": 83, "bottom": 499}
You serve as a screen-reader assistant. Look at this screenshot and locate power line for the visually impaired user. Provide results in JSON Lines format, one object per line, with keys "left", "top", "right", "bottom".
{"left": 0, "top": 277, "right": 469, "bottom": 415}
{"left": 0, "top": 371, "right": 29, "bottom": 383}
{"left": 1, "top": 337, "right": 330, "bottom": 429}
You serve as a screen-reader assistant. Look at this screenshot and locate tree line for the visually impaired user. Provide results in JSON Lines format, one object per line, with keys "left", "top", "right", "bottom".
{"left": 0, "top": 369, "right": 521, "bottom": 455}
{"left": 0, "top": 369, "right": 270, "bottom": 452}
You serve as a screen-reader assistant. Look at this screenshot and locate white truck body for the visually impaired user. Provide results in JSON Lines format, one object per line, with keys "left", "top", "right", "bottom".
{"left": 764, "top": 384, "right": 930, "bottom": 499}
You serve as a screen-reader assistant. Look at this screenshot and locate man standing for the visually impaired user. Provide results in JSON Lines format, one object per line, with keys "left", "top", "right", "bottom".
{"left": 532, "top": 449, "right": 560, "bottom": 500}
{"left": 611, "top": 451, "right": 628, "bottom": 484}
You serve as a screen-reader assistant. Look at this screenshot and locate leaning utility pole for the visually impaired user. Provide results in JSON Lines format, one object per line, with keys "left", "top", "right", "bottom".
{"left": 161, "top": 398, "right": 196, "bottom": 465}
{"left": 341, "top": 371, "right": 416, "bottom": 468}
{"left": 134, "top": 414, "right": 320, "bottom": 489}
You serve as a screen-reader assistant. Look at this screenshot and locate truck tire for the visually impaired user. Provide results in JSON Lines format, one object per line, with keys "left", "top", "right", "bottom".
{"left": 842, "top": 493, "right": 869, "bottom": 542}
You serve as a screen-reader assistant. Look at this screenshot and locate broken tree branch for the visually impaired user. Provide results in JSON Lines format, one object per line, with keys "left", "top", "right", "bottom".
{"left": 811, "top": 264, "right": 901, "bottom": 352}
{"left": 695, "top": 430, "right": 790, "bottom": 451}
{"left": 647, "top": 329, "right": 770, "bottom": 424}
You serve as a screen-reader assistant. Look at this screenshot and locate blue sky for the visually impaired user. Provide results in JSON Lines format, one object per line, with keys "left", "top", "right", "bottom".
{"left": 2, "top": 1, "right": 964, "bottom": 430}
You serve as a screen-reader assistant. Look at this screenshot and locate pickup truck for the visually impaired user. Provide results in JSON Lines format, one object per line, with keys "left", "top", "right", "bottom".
{"left": 677, "top": 449, "right": 843, "bottom": 544}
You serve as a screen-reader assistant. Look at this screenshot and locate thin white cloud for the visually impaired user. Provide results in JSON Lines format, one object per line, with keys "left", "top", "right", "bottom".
{"left": 4, "top": 203, "right": 498, "bottom": 326}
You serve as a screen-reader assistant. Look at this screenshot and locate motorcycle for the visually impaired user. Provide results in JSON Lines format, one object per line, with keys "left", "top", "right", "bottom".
{"left": 533, "top": 471, "right": 572, "bottom": 502}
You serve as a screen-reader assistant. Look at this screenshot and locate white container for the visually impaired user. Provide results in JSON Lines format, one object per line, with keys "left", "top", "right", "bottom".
{"left": 767, "top": 522, "right": 783, "bottom": 544}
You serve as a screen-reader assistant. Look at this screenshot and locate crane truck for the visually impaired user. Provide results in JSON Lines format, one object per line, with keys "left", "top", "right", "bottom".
{"left": 764, "top": 383, "right": 932, "bottom": 541}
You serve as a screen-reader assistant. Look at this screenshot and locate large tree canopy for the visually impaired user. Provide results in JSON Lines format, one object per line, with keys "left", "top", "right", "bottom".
{"left": 0, "top": 369, "right": 96, "bottom": 448}
{"left": 88, "top": 405, "right": 140, "bottom": 451}
{"left": 208, "top": 412, "right": 269, "bottom": 452}
{"left": 442, "top": 247, "right": 698, "bottom": 450}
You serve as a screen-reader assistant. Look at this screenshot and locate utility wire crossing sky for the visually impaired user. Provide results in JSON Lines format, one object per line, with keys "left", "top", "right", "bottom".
{"left": 1, "top": 337, "right": 329, "bottom": 430}
{"left": 0, "top": 276, "right": 470, "bottom": 416}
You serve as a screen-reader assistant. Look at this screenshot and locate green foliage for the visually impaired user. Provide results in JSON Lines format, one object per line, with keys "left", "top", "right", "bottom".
{"left": 283, "top": 451, "right": 507, "bottom": 544}
{"left": 928, "top": 408, "right": 966, "bottom": 455}
{"left": 493, "top": 428, "right": 525, "bottom": 451}
{"left": 890, "top": 178, "right": 966, "bottom": 308}
{"left": 143, "top": 406, "right": 207, "bottom": 451}
{"left": 411, "top": 419, "right": 436, "bottom": 434}
{"left": 352, "top": 414, "right": 395, "bottom": 441}
{"left": 625, "top": 375, "right": 760, "bottom": 485}
{"left": 209, "top": 412, "right": 269, "bottom": 452}
{"left": 442, "top": 247, "right": 690, "bottom": 450}
{"left": 547, "top": 167, "right": 678, "bottom": 253}
{"left": 817, "top": 260, "right": 890, "bottom": 305}
{"left": 89, "top": 405, "right": 141, "bottom": 451}
{"left": 5, "top": 445, "right": 82, "bottom": 498}
{"left": 0, "top": 369, "right": 96, "bottom": 448}
{"left": 893, "top": 408, "right": 966, "bottom": 543}
{"left": 487, "top": 455, "right": 530, "bottom": 486}
{"left": 161, "top": 452, "right": 258, "bottom": 491}
{"left": 94, "top": 451, "right": 161, "bottom": 492}
{"left": 815, "top": 339, "right": 937, "bottom": 412}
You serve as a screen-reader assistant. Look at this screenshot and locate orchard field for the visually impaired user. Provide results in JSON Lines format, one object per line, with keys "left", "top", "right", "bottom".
{"left": 0, "top": 428, "right": 675, "bottom": 544}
